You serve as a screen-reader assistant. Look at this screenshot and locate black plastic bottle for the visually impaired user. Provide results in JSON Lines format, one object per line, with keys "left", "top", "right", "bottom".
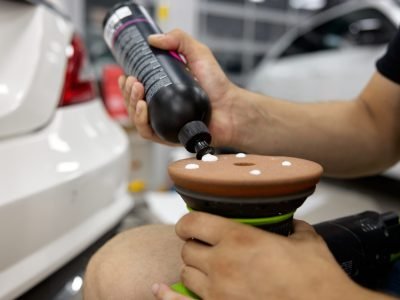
{"left": 103, "top": 2, "right": 214, "bottom": 159}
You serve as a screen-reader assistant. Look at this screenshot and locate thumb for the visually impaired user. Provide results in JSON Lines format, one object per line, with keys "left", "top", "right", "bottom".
{"left": 148, "top": 29, "right": 214, "bottom": 65}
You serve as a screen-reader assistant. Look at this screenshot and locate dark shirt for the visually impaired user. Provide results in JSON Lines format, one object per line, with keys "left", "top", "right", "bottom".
{"left": 376, "top": 29, "right": 400, "bottom": 84}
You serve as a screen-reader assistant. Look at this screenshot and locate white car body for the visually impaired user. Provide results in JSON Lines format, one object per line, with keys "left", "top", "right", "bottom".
{"left": 0, "top": 1, "right": 133, "bottom": 299}
{"left": 247, "top": 0, "right": 400, "bottom": 179}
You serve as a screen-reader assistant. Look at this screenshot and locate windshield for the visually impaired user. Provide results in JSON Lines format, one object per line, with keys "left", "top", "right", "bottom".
{"left": 280, "top": 8, "right": 397, "bottom": 58}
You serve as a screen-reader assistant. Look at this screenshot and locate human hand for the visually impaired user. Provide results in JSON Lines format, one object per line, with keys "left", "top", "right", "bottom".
{"left": 119, "top": 29, "right": 240, "bottom": 148}
{"left": 170, "top": 212, "right": 369, "bottom": 300}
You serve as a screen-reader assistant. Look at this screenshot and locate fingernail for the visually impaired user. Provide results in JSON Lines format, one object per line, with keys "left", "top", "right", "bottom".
{"left": 151, "top": 283, "right": 160, "bottom": 295}
{"left": 149, "top": 33, "right": 165, "bottom": 40}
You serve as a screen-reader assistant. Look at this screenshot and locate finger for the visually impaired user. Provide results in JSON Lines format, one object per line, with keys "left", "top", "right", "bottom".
{"left": 290, "top": 219, "right": 320, "bottom": 241}
{"left": 152, "top": 283, "right": 191, "bottom": 300}
{"left": 133, "top": 100, "right": 179, "bottom": 146}
{"left": 135, "top": 100, "right": 156, "bottom": 140}
{"left": 118, "top": 75, "right": 126, "bottom": 90}
{"left": 148, "top": 29, "right": 213, "bottom": 64}
{"left": 181, "top": 240, "right": 211, "bottom": 274}
{"left": 293, "top": 219, "right": 316, "bottom": 233}
{"left": 176, "top": 212, "right": 235, "bottom": 246}
{"left": 130, "top": 81, "right": 145, "bottom": 110}
{"left": 119, "top": 75, "right": 128, "bottom": 106}
{"left": 181, "top": 265, "right": 208, "bottom": 299}
{"left": 127, "top": 102, "right": 136, "bottom": 123}
{"left": 124, "top": 76, "right": 136, "bottom": 106}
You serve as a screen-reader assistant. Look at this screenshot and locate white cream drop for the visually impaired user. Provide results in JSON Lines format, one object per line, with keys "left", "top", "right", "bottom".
{"left": 282, "top": 161, "right": 292, "bottom": 167}
{"left": 236, "top": 153, "right": 247, "bottom": 158}
{"left": 249, "top": 169, "right": 261, "bottom": 175}
{"left": 201, "top": 154, "right": 218, "bottom": 162}
{"left": 185, "top": 163, "right": 200, "bottom": 170}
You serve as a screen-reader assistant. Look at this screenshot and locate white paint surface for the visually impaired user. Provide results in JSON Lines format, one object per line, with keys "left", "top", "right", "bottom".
{"left": 201, "top": 154, "right": 218, "bottom": 162}
{"left": 185, "top": 163, "right": 200, "bottom": 170}
{"left": 249, "top": 169, "right": 261, "bottom": 175}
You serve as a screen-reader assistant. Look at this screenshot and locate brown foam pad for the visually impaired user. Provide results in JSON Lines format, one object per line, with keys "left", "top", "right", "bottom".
{"left": 168, "top": 154, "right": 323, "bottom": 198}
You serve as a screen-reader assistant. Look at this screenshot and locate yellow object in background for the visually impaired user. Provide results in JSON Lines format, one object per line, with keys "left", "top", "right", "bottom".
{"left": 128, "top": 179, "right": 146, "bottom": 193}
{"left": 157, "top": 5, "right": 169, "bottom": 22}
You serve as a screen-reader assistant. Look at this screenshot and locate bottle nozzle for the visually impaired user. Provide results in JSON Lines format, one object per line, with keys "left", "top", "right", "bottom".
{"left": 194, "top": 140, "right": 215, "bottom": 160}
{"left": 178, "top": 121, "right": 214, "bottom": 160}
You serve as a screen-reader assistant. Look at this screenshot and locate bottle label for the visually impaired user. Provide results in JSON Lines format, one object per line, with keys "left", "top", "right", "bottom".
{"left": 114, "top": 25, "right": 172, "bottom": 100}
{"left": 104, "top": 6, "right": 173, "bottom": 101}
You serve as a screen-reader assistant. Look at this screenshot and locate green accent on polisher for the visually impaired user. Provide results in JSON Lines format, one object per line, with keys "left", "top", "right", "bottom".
{"left": 187, "top": 206, "right": 295, "bottom": 226}
{"left": 233, "top": 211, "right": 295, "bottom": 226}
{"left": 171, "top": 282, "right": 200, "bottom": 299}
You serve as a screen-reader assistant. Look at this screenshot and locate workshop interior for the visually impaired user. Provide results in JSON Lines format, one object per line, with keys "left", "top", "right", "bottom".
{"left": 1, "top": 0, "right": 400, "bottom": 299}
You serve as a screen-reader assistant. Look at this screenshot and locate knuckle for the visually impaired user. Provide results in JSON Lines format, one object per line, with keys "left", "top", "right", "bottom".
{"left": 226, "top": 225, "right": 253, "bottom": 243}
{"left": 170, "top": 28, "right": 185, "bottom": 36}
{"left": 176, "top": 213, "right": 200, "bottom": 237}
{"left": 227, "top": 227, "right": 243, "bottom": 241}
{"left": 197, "top": 42, "right": 209, "bottom": 53}
{"left": 139, "top": 129, "right": 152, "bottom": 140}
{"left": 184, "top": 212, "right": 201, "bottom": 226}
{"left": 212, "top": 256, "right": 233, "bottom": 277}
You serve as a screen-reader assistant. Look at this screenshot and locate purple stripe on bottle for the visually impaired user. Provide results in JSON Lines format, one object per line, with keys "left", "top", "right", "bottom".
{"left": 112, "top": 18, "right": 149, "bottom": 47}
{"left": 169, "top": 51, "right": 185, "bottom": 63}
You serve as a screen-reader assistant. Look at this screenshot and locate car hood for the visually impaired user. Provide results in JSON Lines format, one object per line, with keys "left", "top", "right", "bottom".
{"left": 247, "top": 46, "right": 387, "bottom": 102}
{"left": 0, "top": 1, "right": 72, "bottom": 139}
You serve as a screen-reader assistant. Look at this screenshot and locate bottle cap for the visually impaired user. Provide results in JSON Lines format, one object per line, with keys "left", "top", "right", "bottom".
{"left": 178, "top": 121, "right": 215, "bottom": 159}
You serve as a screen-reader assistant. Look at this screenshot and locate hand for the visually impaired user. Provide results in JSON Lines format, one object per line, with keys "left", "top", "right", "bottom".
{"left": 119, "top": 29, "right": 240, "bottom": 148}
{"left": 169, "top": 212, "right": 372, "bottom": 300}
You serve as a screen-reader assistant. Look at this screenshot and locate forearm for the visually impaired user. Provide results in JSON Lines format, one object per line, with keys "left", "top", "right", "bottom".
{"left": 238, "top": 92, "right": 383, "bottom": 177}
{"left": 229, "top": 73, "right": 400, "bottom": 177}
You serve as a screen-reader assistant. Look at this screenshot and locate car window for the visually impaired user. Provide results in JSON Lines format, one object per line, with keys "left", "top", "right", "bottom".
{"left": 280, "top": 8, "right": 397, "bottom": 58}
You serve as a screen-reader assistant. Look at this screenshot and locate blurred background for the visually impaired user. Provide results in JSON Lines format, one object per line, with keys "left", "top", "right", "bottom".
{"left": 81, "top": 0, "right": 396, "bottom": 85}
